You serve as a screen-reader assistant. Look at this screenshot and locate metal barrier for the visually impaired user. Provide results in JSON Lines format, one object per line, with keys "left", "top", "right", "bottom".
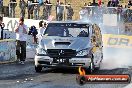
{"left": 3, "top": 3, "right": 132, "bottom": 35}
{"left": 123, "top": 8, "right": 132, "bottom": 23}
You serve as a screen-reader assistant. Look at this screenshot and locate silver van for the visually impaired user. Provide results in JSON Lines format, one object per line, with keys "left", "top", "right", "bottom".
{"left": 35, "top": 21, "right": 103, "bottom": 73}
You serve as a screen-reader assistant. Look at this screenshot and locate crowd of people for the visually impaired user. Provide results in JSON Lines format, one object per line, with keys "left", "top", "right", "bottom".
{"left": 6, "top": 0, "right": 75, "bottom": 21}
{"left": 0, "top": 0, "right": 130, "bottom": 21}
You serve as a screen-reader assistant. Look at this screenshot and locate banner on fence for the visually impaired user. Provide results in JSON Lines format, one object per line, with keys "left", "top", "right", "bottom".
{"left": 102, "top": 34, "right": 132, "bottom": 49}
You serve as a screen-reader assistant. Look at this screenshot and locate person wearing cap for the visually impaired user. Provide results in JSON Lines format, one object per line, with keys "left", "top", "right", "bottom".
{"left": 15, "top": 17, "right": 28, "bottom": 64}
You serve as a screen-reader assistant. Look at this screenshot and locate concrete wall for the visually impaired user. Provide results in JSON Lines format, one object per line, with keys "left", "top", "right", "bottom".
{"left": 0, "top": 39, "right": 16, "bottom": 63}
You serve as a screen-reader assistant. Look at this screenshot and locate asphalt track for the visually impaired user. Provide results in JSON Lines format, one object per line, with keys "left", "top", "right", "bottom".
{"left": 0, "top": 59, "right": 131, "bottom": 88}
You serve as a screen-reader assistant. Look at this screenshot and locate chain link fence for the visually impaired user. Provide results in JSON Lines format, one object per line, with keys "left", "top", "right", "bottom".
{"left": 1, "top": 2, "right": 132, "bottom": 35}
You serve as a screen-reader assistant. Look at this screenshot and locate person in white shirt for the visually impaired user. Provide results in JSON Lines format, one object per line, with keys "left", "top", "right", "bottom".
{"left": 15, "top": 17, "right": 27, "bottom": 64}
{"left": 37, "top": 21, "right": 46, "bottom": 36}
{"left": 37, "top": 21, "right": 46, "bottom": 44}
{"left": 79, "top": 7, "right": 88, "bottom": 21}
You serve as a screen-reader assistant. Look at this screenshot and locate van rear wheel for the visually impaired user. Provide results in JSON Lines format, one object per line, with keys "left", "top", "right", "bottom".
{"left": 95, "top": 53, "right": 103, "bottom": 70}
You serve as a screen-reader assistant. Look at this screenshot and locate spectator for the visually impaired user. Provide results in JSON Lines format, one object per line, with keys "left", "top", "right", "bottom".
{"left": 117, "top": 5, "right": 123, "bottom": 22}
{"left": 101, "top": 2, "right": 105, "bottom": 7}
{"left": 56, "top": 0, "right": 60, "bottom": 20}
{"left": 45, "top": 0, "right": 52, "bottom": 18}
{"left": 91, "top": 0, "right": 98, "bottom": 6}
{"left": 38, "top": 0, "right": 43, "bottom": 5}
{"left": 107, "top": 0, "right": 112, "bottom": 7}
{"left": 19, "top": 0, "right": 27, "bottom": 18}
{"left": 43, "top": 2, "right": 48, "bottom": 20}
{"left": 56, "top": 2, "right": 64, "bottom": 21}
{"left": 34, "top": 3, "right": 40, "bottom": 20}
{"left": 15, "top": 17, "right": 28, "bottom": 64}
{"left": 128, "top": 0, "right": 132, "bottom": 6}
{"left": 79, "top": 7, "right": 88, "bottom": 20}
{"left": 9, "top": 0, "right": 17, "bottom": 18}
{"left": 28, "top": 25, "right": 38, "bottom": 44}
{"left": 66, "top": 4, "right": 74, "bottom": 21}
{"left": 84, "top": 3, "right": 87, "bottom": 6}
{"left": 37, "top": 21, "right": 46, "bottom": 43}
{"left": 27, "top": 0, "right": 34, "bottom": 19}
{"left": 88, "top": 2, "right": 92, "bottom": 6}
{"left": 111, "top": 0, "right": 119, "bottom": 7}
{"left": 38, "top": 21, "right": 46, "bottom": 36}
{"left": 0, "top": 16, "right": 4, "bottom": 40}
{"left": 0, "top": 0, "right": 3, "bottom": 15}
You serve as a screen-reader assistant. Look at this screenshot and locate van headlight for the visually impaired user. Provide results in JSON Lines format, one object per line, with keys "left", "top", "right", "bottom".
{"left": 36, "top": 48, "right": 47, "bottom": 55}
{"left": 76, "top": 48, "right": 89, "bottom": 56}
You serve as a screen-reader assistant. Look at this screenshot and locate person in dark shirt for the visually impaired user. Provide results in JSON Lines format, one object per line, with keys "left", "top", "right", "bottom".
{"left": 128, "top": 1, "right": 132, "bottom": 6}
{"left": 66, "top": 4, "right": 74, "bottom": 21}
{"left": 56, "top": 2, "right": 64, "bottom": 21}
{"left": 19, "top": 0, "right": 27, "bottom": 18}
{"left": 107, "top": 0, "right": 112, "bottom": 7}
{"left": 0, "top": 0, "right": 3, "bottom": 15}
{"left": 27, "top": 0, "right": 34, "bottom": 19}
{"left": 9, "top": 0, "right": 17, "bottom": 17}
{"left": 43, "top": 2, "right": 48, "bottom": 20}
{"left": 91, "top": 0, "right": 98, "bottom": 6}
{"left": 45, "top": 0, "right": 52, "bottom": 18}
{"left": 28, "top": 25, "right": 38, "bottom": 44}
{"left": 34, "top": 2, "right": 40, "bottom": 20}
{"left": 0, "top": 16, "right": 4, "bottom": 40}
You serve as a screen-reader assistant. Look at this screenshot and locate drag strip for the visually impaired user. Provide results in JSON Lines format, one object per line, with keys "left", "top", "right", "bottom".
{"left": 0, "top": 59, "right": 131, "bottom": 88}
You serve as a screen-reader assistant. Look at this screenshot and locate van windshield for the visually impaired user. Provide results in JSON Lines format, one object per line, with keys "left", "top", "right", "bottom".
{"left": 44, "top": 23, "right": 89, "bottom": 37}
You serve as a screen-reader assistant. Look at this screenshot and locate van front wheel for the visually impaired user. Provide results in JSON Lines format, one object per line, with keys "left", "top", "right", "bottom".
{"left": 35, "top": 66, "right": 42, "bottom": 73}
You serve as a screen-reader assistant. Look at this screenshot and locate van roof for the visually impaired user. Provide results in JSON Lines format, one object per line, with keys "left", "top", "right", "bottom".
{"left": 48, "top": 21, "right": 92, "bottom": 25}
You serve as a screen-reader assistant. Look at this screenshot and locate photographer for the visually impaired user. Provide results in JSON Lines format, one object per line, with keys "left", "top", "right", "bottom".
{"left": 15, "top": 17, "right": 28, "bottom": 64}
{"left": 28, "top": 25, "right": 38, "bottom": 44}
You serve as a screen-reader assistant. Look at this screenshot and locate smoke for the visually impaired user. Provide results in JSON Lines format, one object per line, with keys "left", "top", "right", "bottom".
{"left": 101, "top": 49, "right": 132, "bottom": 70}
{"left": 79, "top": 7, "right": 132, "bottom": 70}
{"left": 100, "top": 8, "right": 132, "bottom": 70}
